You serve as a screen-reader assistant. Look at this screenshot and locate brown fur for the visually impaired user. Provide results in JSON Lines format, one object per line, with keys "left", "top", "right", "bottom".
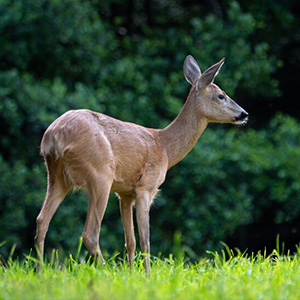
{"left": 35, "top": 56, "right": 248, "bottom": 273}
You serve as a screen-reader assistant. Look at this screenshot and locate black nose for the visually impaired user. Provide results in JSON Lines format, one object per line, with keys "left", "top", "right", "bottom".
{"left": 237, "top": 111, "right": 248, "bottom": 121}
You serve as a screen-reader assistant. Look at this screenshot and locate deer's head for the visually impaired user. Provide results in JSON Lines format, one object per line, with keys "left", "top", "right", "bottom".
{"left": 184, "top": 55, "right": 248, "bottom": 125}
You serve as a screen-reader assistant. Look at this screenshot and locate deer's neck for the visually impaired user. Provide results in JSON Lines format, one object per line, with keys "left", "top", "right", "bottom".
{"left": 159, "top": 88, "right": 209, "bottom": 169}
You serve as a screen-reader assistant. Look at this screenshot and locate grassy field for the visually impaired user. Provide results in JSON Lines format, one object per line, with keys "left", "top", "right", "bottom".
{"left": 1, "top": 245, "right": 300, "bottom": 300}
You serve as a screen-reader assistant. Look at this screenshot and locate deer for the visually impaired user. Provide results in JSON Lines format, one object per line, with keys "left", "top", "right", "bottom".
{"left": 35, "top": 55, "right": 248, "bottom": 274}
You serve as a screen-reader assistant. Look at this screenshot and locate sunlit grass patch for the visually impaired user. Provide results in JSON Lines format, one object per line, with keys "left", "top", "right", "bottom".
{"left": 1, "top": 243, "right": 300, "bottom": 300}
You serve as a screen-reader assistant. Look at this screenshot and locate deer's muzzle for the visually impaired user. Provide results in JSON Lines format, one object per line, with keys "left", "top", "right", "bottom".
{"left": 234, "top": 111, "right": 248, "bottom": 125}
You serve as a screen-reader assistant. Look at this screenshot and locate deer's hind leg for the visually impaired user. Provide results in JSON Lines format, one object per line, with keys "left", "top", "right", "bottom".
{"left": 35, "top": 157, "right": 70, "bottom": 270}
{"left": 81, "top": 165, "right": 114, "bottom": 264}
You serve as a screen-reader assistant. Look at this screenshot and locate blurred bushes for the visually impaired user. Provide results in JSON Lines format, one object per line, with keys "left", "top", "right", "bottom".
{"left": 0, "top": 0, "right": 116, "bottom": 86}
{"left": 0, "top": 0, "right": 299, "bottom": 258}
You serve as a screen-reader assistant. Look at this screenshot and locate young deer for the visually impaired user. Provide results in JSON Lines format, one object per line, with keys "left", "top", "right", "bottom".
{"left": 35, "top": 55, "right": 248, "bottom": 273}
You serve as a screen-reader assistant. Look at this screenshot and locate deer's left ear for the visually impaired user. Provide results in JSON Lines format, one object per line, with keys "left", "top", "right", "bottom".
{"left": 198, "top": 58, "right": 225, "bottom": 88}
{"left": 183, "top": 55, "right": 202, "bottom": 85}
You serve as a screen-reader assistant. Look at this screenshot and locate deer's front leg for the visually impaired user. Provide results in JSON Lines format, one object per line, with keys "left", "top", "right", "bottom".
{"left": 135, "top": 192, "right": 152, "bottom": 274}
{"left": 119, "top": 196, "right": 136, "bottom": 267}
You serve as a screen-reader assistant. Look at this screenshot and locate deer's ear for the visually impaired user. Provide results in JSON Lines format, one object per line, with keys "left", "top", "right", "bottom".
{"left": 198, "top": 58, "right": 225, "bottom": 88}
{"left": 183, "top": 55, "right": 201, "bottom": 85}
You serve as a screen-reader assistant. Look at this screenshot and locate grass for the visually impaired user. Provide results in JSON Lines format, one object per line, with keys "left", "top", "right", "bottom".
{"left": 1, "top": 243, "right": 300, "bottom": 300}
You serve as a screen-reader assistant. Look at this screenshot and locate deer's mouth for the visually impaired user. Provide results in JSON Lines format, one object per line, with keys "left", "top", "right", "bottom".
{"left": 234, "top": 117, "right": 248, "bottom": 125}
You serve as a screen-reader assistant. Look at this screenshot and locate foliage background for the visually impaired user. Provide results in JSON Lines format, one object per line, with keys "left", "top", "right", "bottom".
{"left": 0, "top": 0, "right": 300, "bottom": 258}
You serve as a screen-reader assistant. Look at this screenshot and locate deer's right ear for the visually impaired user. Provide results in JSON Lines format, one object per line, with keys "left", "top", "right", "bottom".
{"left": 184, "top": 55, "right": 201, "bottom": 85}
{"left": 198, "top": 58, "right": 225, "bottom": 88}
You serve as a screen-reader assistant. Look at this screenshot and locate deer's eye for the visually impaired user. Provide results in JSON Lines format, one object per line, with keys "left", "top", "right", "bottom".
{"left": 218, "top": 94, "right": 226, "bottom": 100}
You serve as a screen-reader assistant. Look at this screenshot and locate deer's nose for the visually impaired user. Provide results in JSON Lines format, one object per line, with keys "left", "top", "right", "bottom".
{"left": 236, "top": 111, "right": 248, "bottom": 121}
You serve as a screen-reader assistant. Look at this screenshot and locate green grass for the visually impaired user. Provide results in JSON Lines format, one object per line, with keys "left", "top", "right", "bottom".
{"left": 1, "top": 245, "right": 300, "bottom": 300}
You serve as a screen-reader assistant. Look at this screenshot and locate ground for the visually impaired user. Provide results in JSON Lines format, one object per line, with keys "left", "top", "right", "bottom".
{"left": 1, "top": 246, "right": 300, "bottom": 300}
